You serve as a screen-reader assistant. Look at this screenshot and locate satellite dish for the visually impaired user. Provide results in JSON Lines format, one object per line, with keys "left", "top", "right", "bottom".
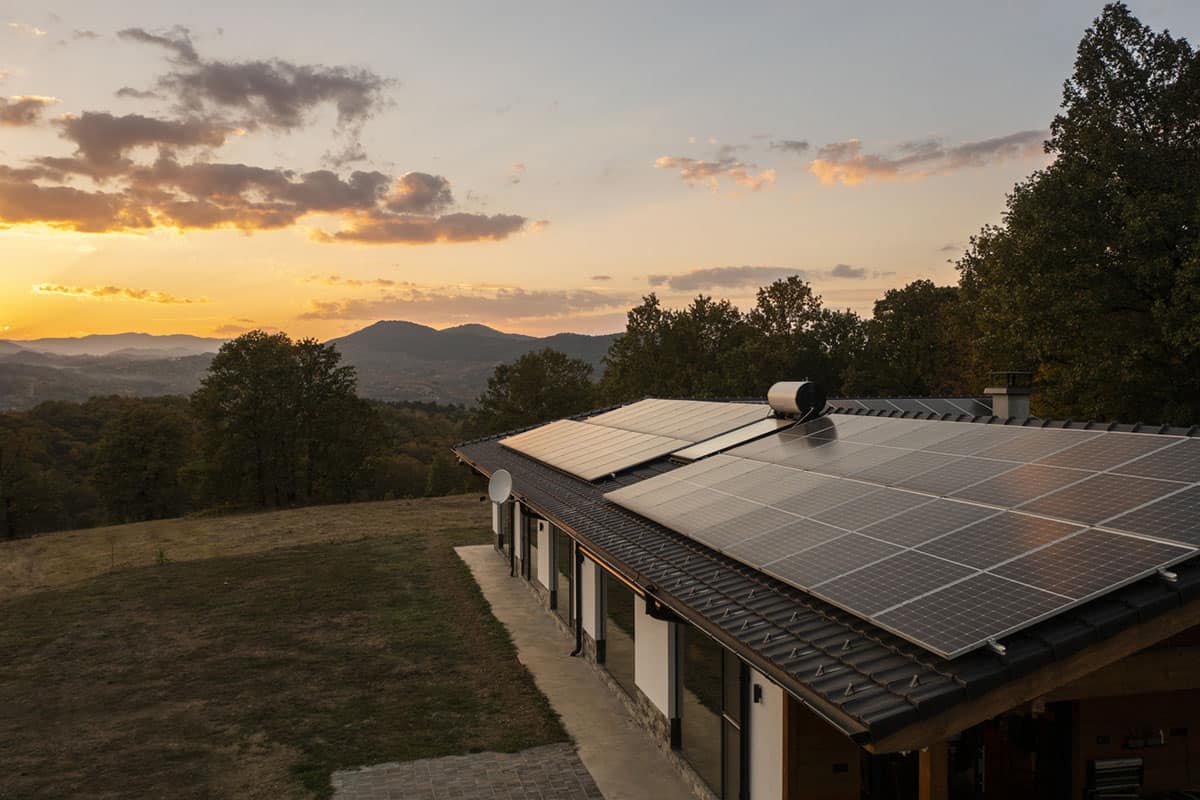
{"left": 488, "top": 469, "right": 513, "bottom": 503}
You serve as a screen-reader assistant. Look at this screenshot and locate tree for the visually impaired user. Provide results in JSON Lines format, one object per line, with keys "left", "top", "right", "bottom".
{"left": 845, "top": 280, "right": 976, "bottom": 396}
{"left": 93, "top": 400, "right": 194, "bottom": 523}
{"left": 474, "top": 348, "right": 595, "bottom": 434}
{"left": 190, "top": 331, "right": 380, "bottom": 508}
{"left": 958, "top": 3, "right": 1200, "bottom": 423}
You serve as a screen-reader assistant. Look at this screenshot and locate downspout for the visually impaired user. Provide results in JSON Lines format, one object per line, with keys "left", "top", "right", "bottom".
{"left": 570, "top": 543, "right": 584, "bottom": 656}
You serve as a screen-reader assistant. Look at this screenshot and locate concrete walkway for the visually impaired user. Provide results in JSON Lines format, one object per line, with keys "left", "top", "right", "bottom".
{"left": 457, "top": 545, "right": 698, "bottom": 800}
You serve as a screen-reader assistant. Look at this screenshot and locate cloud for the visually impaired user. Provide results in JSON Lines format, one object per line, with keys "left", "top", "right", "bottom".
{"left": 116, "top": 87, "right": 162, "bottom": 100}
{"left": 7, "top": 22, "right": 47, "bottom": 37}
{"left": 829, "top": 263, "right": 867, "bottom": 279}
{"left": 809, "top": 130, "right": 1047, "bottom": 186}
{"left": 385, "top": 172, "right": 452, "bottom": 214}
{"left": 0, "top": 35, "right": 531, "bottom": 244}
{"left": 655, "top": 146, "right": 775, "bottom": 192}
{"left": 117, "top": 26, "right": 198, "bottom": 63}
{"left": 308, "top": 274, "right": 402, "bottom": 288}
{"left": 647, "top": 264, "right": 872, "bottom": 291}
{"left": 769, "top": 139, "right": 809, "bottom": 153}
{"left": 590, "top": 275, "right": 611, "bottom": 281}
{"left": 314, "top": 212, "right": 528, "bottom": 244}
{"left": 32, "top": 283, "right": 206, "bottom": 303}
{"left": 0, "top": 95, "right": 58, "bottom": 126}
{"left": 299, "top": 286, "right": 632, "bottom": 323}
{"left": 54, "top": 111, "right": 233, "bottom": 165}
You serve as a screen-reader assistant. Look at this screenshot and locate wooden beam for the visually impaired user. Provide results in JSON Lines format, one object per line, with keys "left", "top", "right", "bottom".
{"left": 918, "top": 741, "right": 949, "bottom": 800}
{"left": 1044, "top": 645, "right": 1200, "bottom": 701}
{"left": 868, "top": 601, "right": 1200, "bottom": 753}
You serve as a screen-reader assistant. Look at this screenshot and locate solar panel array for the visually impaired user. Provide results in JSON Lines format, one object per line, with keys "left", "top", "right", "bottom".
{"left": 606, "top": 414, "right": 1200, "bottom": 658}
{"left": 500, "top": 399, "right": 770, "bottom": 481}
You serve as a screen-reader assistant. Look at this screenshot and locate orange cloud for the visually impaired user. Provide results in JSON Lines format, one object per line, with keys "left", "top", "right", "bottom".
{"left": 809, "top": 131, "right": 1046, "bottom": 186}
{"left": 32, "top": 284, "right": 208, "bottom": 303}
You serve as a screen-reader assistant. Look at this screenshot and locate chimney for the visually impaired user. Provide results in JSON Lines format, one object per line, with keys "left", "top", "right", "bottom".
{"left": 985, "top": 371, "right": 1033, "bottom": 419}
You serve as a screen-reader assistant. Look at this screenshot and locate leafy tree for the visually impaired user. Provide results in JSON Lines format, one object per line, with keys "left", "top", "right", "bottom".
{"left": 958, "top": 2, "right": 1200, "bottom": 423}
{"left": 845, "top": 280, "right": 976, "bottom": 396}
{"left": 474, "top": 348, "right": 595, "bottom": 434}
{"left": 191, "top": 331, "right": 380, "bottom": 508}
{"left": 93, "top": 400, "right": 194, "bottom": 523}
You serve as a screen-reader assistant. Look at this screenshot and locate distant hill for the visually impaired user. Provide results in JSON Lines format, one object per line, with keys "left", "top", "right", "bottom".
{"left": 329, "top": 321, "right": 619, "bottom": 405}
{"left": 0, "top": 322, "right": 619, "bottom": 410}
{"left": 0, "top": 333, "right": 225, "bottom": 358}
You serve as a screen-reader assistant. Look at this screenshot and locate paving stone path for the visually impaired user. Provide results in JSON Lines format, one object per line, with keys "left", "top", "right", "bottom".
{"left": 331, "top": 743, "right": 604, "bottom": 800}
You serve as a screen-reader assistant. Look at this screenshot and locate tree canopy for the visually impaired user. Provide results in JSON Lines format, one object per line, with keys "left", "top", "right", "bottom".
{"left": 959, "top": 2, "right": 1200, "bottom": 424}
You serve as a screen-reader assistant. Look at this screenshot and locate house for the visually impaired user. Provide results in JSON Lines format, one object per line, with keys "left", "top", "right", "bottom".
{"left": 453, "top": 383, "right": 1200, "bottom": 800}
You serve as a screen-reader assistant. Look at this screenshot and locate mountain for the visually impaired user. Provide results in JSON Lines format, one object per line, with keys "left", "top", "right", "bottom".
{"left": 0, "top": 333, "right": 225, "bottom": 358}
{"left": 0, "top": 321, "right": 620, "bottom": 410}
{"left": 329, "top": 321, "right": 619, "bottom": 405}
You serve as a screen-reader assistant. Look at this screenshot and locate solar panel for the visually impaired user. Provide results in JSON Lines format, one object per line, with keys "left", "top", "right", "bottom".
{"left": 765, "top": 534, "right": 905, "bottom": 588}
{"left": 671, "top": 418, "right": 795, "bottom": 462}
{"left": 916, "top": 513, "right": 1083, "bottom": 569}
{"left": 502, "top": 399, "right": 776, "bottom": 480}
{"left": 874, "top": 574, "right": 1071, "bottom": 657}
{"left": 604, "top": 413, "right": 1200, "bottom": 658}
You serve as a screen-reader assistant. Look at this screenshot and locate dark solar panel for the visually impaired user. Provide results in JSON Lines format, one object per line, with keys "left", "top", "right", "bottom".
{"left": 859, "top": 499, "right": 999, "bottom": 548}
{"left": 1112, "top": 438, "right": 1200, "bottom": 483}
{"left": 725, "top": 517, "right": 846, "bottom": 567}
{"left": 875, "top": 574, "right": 1070, "bottom": 657}
{"left": 972, "top": 428, "right": 1100, "bottom": 462}
{"left": 812, "top": 488, "right": 934, "bottom": 531}
{"left": 851, "top": 450, "right": 960, "bottom": 485}
{"left": 813, "top": 550, "right": 976, "bottom": 615}
{"left": 764, "top": 533, "right": 904, "bottom": 588}
{"left": 924, "top": 426, "right": 1030, "bottom": 456}
{"left": 895, "top": 457, "right": 1019, "bottom": 496}
{"left": 1017, "top": 473, "right": 1180, "bottom": 525}
{"left": 1104, "top": 485, "right": 1200, "bottom": 545}
{"left": 952, "top": 463, "right": 1090, "bottom": 508}
{"left": 917, "top": 512, "right": 1083, "bottom": 569}
{"left": 1037, "top": 432, "right": 1178, "bottom": 472}
{"left": 773, "top": 480, "right": 880, "bottom": 517}
{"left": 993, "top": 529, "right": 1190, "bottom": 599}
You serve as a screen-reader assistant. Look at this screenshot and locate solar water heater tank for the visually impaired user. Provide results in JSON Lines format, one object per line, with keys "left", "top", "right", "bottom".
{"left": 767, "top": 381, "right": 826, "bottom": 418}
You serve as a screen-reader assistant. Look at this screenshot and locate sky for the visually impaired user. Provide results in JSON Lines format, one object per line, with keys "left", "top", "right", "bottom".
{"left": 1, "top": 1, "right": 1198, "bottom": 341}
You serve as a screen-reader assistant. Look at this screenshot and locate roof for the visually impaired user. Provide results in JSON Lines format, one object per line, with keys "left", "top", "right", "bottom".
{"left": 454, "top": 401, "right": 1200, "bottom": 744}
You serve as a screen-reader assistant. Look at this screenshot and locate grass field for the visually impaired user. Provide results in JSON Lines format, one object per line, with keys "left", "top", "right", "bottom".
{"left": 0, "top": 497, "right": 567, "bottom": 799}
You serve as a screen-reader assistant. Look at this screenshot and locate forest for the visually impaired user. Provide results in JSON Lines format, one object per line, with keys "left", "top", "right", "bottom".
{"left": 3, "top": 4, "right": 1199, "bottom": 538}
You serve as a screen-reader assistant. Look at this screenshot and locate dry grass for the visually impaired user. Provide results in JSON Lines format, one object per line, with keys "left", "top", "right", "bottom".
{"left": 0, "top": 494, "right": 487, "bottom": 602}
{"left": 0, "top": 498, "right": 567, "bottom": 799}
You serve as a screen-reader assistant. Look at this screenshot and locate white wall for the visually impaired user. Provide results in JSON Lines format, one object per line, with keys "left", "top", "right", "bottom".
{"left": 749, "top": 667, "right": 784, "bottom": 800}
{"left": 579, "top": 558, "right": 599, "bottom": 637}
{"left": 536, "top": 520, "right": 552, "bottom": 589}
{"left": 634, "top": 595, "right": 673, "bottom": 716}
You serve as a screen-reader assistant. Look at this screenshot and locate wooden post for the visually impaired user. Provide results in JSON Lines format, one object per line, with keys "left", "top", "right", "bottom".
{"left": 919, "top": 741, "right": 949, "bottom": 800}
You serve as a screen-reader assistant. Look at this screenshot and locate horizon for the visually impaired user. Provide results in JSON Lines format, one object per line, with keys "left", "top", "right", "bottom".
{"left": 4, "top": 2, "right": 1200, "bottom": 340}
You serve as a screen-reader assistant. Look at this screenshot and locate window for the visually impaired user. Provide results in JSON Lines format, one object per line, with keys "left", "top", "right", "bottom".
{"left": 602, "top": 572, "right": 636, "bottom": 697}
{"left": 553, "top": 528, "right": 573, "bottom": 625}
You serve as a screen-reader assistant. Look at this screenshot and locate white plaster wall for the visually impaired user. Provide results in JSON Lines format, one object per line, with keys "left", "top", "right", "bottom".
{"left": 579, "top": 558, "right": 598, "bottom": 637}
{"left": 536, "top": 520, "right": 552, "bottom": 589}
{"left": 749, "top": 667, "right": 784, "bottom": 800}
{"left": 634, "top": 595, "right": 672, "bottom": 716}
